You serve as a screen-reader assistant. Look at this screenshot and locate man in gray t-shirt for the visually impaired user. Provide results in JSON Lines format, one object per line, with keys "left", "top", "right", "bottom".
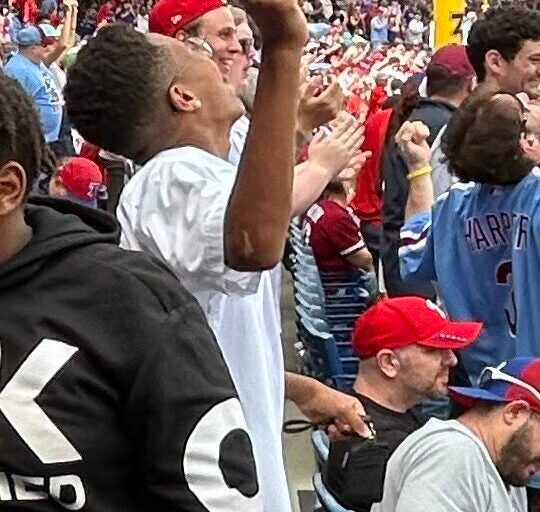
{"left": 373, "top": 357, "right": 540, "bottom": 512}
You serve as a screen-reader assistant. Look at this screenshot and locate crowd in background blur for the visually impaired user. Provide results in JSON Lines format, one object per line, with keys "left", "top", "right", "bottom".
{"left": 1, "top": 0, "right": 538, "bottom": 119}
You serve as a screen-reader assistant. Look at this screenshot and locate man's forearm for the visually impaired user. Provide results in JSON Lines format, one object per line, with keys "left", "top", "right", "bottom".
{"left": 285, "top": 372, "right": 316, "bottom": 403}
{"left": 43, "top": 7, "right": 76, "bottom": 67}
{"left": 285, "top": 372, "right": 371, "bottom": 436}
{"left": 405, "top": 173, "right": 434, "bottom": 221}
{"left": 291, "top": 162, "right": 333, "bottom": 217}
{"left": 225, "top": 46, "right": 303, "bottom": 271}
{"left": 43, "top": 42, "right": 67, "bottom": 67}
{"left": 69, "top": 7, "right": 78, "bottom": 47}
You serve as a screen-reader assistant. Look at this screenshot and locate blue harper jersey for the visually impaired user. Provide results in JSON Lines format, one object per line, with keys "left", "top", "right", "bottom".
{"left": 400, "top": 170, "right": 540, "bottom": 382}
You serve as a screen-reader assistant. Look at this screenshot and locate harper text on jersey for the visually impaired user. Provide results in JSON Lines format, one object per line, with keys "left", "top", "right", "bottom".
{"left": 464, "top": 212, "right": 529, "bottom": 252}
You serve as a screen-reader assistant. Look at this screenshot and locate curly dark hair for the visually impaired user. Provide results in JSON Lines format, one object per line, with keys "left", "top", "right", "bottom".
{"left": 467, "top": 6, "right": 540, "bottom": 82}
{"left": 65, "top": 24, "right": 168, "bottom": 161}
{"left": 442, "top": 87, "right": 534, "bottom": 186}
{"left": 0, "top": 74, "right": 43, "bottom": 197}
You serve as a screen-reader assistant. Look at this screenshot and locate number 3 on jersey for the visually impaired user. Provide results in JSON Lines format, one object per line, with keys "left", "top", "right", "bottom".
{"left": 496, "top": 260, "right": 517, "bottom": 338}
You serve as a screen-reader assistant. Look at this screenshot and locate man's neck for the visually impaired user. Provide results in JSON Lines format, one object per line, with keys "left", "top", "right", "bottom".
{"left": 353, "top": 374, "right": 419, "bottom": 413}
{"left": 172, "top": 131, "right": 231, "bottom": 160}
{"left": 0, "top": 211, "right": 32, "bottom": 266}
{"left": 458, "top": 412, "right": 499, "bottom": 464}
{"left": 326, "top": 193, "right": 348, "bottom": 208}
{"left": 429, "top": 94, "right": 464, "bottom": 109}
{"left": 483, "top": 75, "right": 502, "bottom": 92}
{"left": 137, "top": 119, "right": 233, "bottom": 164}
{"left": 20, "top": 51, "right": 40, "bottom": 65}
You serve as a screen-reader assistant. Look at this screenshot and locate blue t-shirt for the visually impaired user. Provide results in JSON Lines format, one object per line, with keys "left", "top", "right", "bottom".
{"left": 8, "top": 15, "right": 22, "bottom": 44}
{"left": 40, "top": 0, "right": 58, "bottom": 14}
{"left": 370, "top": 16, "right": 389, "bottom": 43}
{"left": 399, "top": 172, "right": 540, "bottom": 382}
{"left": 4, "top": 53, "right": 62, "bottom": 143}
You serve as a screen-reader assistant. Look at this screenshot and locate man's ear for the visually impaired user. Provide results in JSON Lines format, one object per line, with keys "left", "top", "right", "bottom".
{"left": 49, "top": 175, "right": 68, "bottom": 198}
{"left": 502, "top": 400, "right": 532, "bottom": 426}
{"left": 168, "top": 83, "right": 202, "bottom": 113}
{"left": 174, "top": 29, "right": 187, "bottom": 42}
{"left": 520, "top": 133, "right": 540, "bottom": 162}
{"left": 376, "top": 349, "right": 400, "bottom": 379}
{"left": 0, "top": 161, "right": 28, "bottom": 216}
{"left": 484, "top": 49, "right": 507, "bottom": 79}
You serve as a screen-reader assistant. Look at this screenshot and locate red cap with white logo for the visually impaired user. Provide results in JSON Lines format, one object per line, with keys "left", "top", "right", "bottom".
{"left": 352, "top": 297, "right": 482, "bottom": 360}
{"left": 149, "top": 0, "right": 228, "bottom": 38}
{"left": 58, "top": 157, "right": 103, "bottom": 204}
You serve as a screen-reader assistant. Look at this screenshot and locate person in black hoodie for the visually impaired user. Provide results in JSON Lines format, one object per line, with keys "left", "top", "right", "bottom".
{"left": 0, "top": 73, "right": 261, "bottom": 511}
{"left": 380, "top": 44, "right": 476, "bottom": 298}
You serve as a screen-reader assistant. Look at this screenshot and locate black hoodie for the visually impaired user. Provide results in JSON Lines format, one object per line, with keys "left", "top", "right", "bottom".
{"left": 0, "top": 198, "right": 259, "bottom": 511}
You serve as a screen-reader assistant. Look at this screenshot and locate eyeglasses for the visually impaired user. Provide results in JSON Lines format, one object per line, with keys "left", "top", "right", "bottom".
{"left": 478, "top": 363, "right": 540, "bottom": 404}
{"left": 239, "top": 37, "right": 253, "bottom": 56}
{"left": 185, "top": 36, "right": 214, "bottom": 59}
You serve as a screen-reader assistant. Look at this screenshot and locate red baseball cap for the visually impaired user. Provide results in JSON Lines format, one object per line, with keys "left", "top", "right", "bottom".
{"left": 352, "top": 297, "right": 482, "bottom": 360}
{"left": 428, "top": 44, "right": 475, "bottom": 78}
{"left": 58, "top": 157, "right": 104, "bottom": 205}
{"left": 149, "top": 0, "right": 228, "bottom": 38}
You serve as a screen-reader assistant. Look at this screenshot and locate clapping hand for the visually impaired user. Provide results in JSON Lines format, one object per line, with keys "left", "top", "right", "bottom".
{"left": 308, "top": 112, "right": 371, "bottom": 177}
{"left": 298, "top": 77, "right": 345, "bottom": 136}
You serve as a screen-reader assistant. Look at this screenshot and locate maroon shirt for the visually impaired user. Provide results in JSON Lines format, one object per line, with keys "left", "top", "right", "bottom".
{"left": 303, "top": 198, "right": 366, "bottom": 272}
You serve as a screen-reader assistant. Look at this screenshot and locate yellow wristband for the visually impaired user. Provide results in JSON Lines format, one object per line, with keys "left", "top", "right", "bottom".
{"left": 407, "top": 166, "right": 432, "bottom": 181}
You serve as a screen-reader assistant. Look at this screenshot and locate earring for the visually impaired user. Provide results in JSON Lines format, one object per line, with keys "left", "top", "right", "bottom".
{"left": 193, "top": 100, "right": 202, "bottom": 110}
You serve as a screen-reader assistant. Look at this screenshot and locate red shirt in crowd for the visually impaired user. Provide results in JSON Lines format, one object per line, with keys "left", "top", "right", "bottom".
{"left": 303, "top": 198, "right": 367, "bottom": 272}
{"left": 367, "top": 84, "right": 388, "bottom": 118}
{"left": 97, "top": 1, "right": 114, "bottom": 25}
{"left": 23, "top": 0, "right": 37, "bottom": 23}
{"left": 351, "top": 107, "right": 393, "bottom": 226}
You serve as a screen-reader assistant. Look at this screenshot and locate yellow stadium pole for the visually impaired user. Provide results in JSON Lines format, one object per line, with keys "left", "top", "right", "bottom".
{"left": 433, "top": 0, "right": 466, "bottom": 49}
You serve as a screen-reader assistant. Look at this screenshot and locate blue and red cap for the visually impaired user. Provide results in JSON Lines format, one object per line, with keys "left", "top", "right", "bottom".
{"left": 449, "top": 357, "right": 540, "bottom": 413}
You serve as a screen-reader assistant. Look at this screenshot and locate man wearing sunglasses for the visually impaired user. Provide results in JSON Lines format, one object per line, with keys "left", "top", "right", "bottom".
{"left": 374, "top": 357, "right": 540, "bottom": 512}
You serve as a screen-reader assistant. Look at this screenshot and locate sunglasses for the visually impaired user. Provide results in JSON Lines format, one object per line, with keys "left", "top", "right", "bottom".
{"left": 185, "top": 36, "right": 214, "bottom": 59}
{"left": 478, "top": 363, "right": 540, "bottom": 404}
{"left": 239, "top": 37, "right": 254, "bottom": 56}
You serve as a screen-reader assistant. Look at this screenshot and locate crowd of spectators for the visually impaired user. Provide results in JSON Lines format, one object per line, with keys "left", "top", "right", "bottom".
{"left": 1, "top": 0, "right": 540, "bottom": 512}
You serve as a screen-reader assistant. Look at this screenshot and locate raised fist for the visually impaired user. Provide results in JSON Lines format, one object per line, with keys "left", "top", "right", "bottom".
{"left": 395, "top": 120, "right": 431, "bottom": 171}
{"left": 241, "top": 0, "right": 308, "bottom": 49}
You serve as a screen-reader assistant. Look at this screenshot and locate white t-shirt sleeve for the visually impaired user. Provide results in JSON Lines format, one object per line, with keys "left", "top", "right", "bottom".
{"left": 118, "top": 151, "right": 261, "bottom": 296}
{"left": 228, "top": 116, "right": 250, "bottom": 168}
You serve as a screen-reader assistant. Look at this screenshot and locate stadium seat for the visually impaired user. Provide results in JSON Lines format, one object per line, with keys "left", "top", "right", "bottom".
{"left": 311, "top": 429, "right": 330, "bottom": 470}
{"left": 313, "top": 473, "right": 354, "bottom": 512}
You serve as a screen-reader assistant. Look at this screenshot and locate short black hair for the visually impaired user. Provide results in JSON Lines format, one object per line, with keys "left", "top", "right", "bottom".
{"left": 322, "top": 179, "right": 346, "bottom": 198}
{"left": 442, "top": 87, "right": 534, "bottom": 185}
{"left": 426, "top": 64, "right": 473, "bottom": 98}
{"left": 0, "top": 74, "right": 43, "bottom": 197}
{"left": 467, "top": 6, "right": 540, "bottom": 82}
{"left": 35, "top": 11, "right": 51, "bottom": 23}
{"left": 390, "top": 78, "right": 404, "bottom": 92}
{"left": 65, "top": 24, "right": 167, "bottom": 161}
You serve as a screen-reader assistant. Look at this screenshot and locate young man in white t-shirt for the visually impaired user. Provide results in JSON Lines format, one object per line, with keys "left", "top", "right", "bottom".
{"left": 64, "top": 3, "right": 372, "bottom": 510}
{"left": 373, "top": 358, "right": 540, "bottom": 512}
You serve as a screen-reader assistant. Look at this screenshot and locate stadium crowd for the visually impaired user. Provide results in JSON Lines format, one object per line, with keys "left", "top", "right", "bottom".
{"left": 1, "top": 0, "right": 540, "bottom": 511}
